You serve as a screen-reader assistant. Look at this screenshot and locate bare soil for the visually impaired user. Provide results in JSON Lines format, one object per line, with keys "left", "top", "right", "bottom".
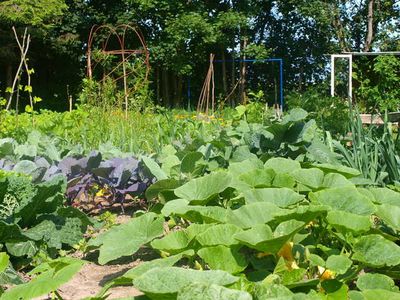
{"left": 56, "top": 260, "right": 143, "bottom": 299}
{"left": 35, "top": 211, "right": 149, "bottom": 300}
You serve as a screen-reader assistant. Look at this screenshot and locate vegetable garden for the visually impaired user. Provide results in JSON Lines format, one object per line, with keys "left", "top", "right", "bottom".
{"left": 1, "top": 0, "right": 400, "bottom": 299}
{"left": 1, "top": 106, "right": 400, "bottom": 299}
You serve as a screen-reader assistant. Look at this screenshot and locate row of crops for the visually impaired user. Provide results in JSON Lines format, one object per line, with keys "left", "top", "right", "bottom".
{"left": 1, "top": 109, "right": 400, "bottom": 299}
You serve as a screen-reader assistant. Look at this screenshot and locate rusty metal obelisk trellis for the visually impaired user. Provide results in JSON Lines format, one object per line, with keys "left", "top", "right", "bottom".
{"left": 86, "top": 24, "right": 150, "bottom": 117}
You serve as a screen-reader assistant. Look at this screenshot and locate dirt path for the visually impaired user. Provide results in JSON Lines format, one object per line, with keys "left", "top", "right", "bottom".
{"left": 56, "top": 260, "right": 143, "bottom": 299}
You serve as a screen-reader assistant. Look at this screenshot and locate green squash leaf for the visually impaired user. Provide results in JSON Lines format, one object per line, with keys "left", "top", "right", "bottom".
{"left": 325, "top": 255, "right": 352, "bottom": 275}
{"left": 174, "top": 172, "right": 232, "bottom": 204}
{"left": 368, "top": 188, "right": 400, "bottom": 207}
{"left": 243, "top": 188, "right": 305, "bottom": 208}
{"left": 311, "top": 187, "right": 376, "bottom": 216}
{"left": 234, "top": 220, "right": 305, "bottom": 253}
{"left": 142, "top": 156, "right": 168, "bottom": 180}
{"left": 0, "top": 253, "right": 9, "bottom": 273}
{"left": 177, "top": 282, "right": 252, "bottom": 300}
{"left": 196, "top": 224, "right": 242, "bottom": 246}
{"left": 238, "top": 168, "right": 275, "bottom": 188}
{"left": 151, "top": 230, "right": 191, "bottom": 253}
{"left": 132, "top": 267, "right": 238, "bottom": 298}
{"left": 376, "top": 204, "right": 400, "bottom": 231}
{"left": 290, "top": 168, "right": 324, "bottom": 189}
{"left": 356, "top": 273, "right": 399, "bottom": 292}
{"left": 198, "top": 245, "right": 248, "bottom": 274}
{"left": 90, "top": 213, "right": 164, "bottom": 265}
{"left": 226, "top": 202, "right": 285, "bottom": 229}
{"left": 264, "top": 158, "right": 301, "bottom": 174}
{"left": 0, "top": 257, "right": 84, "bottom": 300}
{"left": 326, "top": 211, "right": 372, "bottom": 234}
{"left": 353, "top": 235, "right": 400, "bottom": 267}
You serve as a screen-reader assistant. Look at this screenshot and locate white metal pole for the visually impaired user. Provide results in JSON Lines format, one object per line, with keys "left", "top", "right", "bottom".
{"left": 331, "top": 55, "right": 335, "bottom": 97}
{"left": 349, "top": 54, "right": 353, "bottom": 101}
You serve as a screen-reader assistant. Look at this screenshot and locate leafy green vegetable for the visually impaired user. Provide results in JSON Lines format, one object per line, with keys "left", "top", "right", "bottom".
{"left": 177, "top": 283, "right": 252, "bottom": 300}
{"left": 132, "top": 267, "right": 238, "bottom": 298}
{"left": 0, "top": 257, "right": 84, "bottom": 300}
{"left": 174, "top": 172, "right": 232, "bottom": 204}
{"left": 234, "top": 220, "right": 305, "bottom": 253}
{"left": 310, "top": 187, "right": 376, "bottom": 215}
{"left": 243, "top": 188, "right": 305, "bottom": 207}
{"left": 198, "top": 245, "right": 248, "bottom": 274}
{"left": 353, "top": 235, "right": 400, "bottom": 267}
{"left": 356, "top": 273, "right": 399, "bottom": 292}
{"left": 325, "top": 255, "right": 352, "bottom": 275}
{"left": 89, "top": 213, "right": 164, "bottom": 264}
{"left": 326, "top": 211, "right": 372, "bottom": 234}
{"left": 196, "top": 224, "right": 242, "bottom": 246}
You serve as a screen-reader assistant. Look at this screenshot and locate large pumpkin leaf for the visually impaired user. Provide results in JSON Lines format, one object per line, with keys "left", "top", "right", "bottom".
{"left": 322, "top": 173, "right": 355, "bottom": 188}
{"left": 234, "top": 220, "right": 305, "bottom": 253}
{"left": 198, "top": 245, "right": 248, "bottom": 274}
{"left": 142, "top": 156, "right": 168, "bottom": 180}
{"left": 97, "top": 250, "right": 195, "bottom": 297}
{"left": 145, "top": 179, "right": 180, "bottom": 202}
{"left": 174, "top": 172, "right": 232, "bottom": 204}
{"left": 264, "top": 158, "right": 301, "bottom": 174}
{"left": 325, "top": 255, "right": 352, "bottom": 275}
{"left": 326, "top": 211, "right": 371, "bottom": 234}
{"left": 196, "top": 224, "right": 242, "bottom": 246}
{"left": 243, "top": 188, "right": 305, "bottom": 208}
{"left": 132, "top": 267, "right": 238, "bottom": 298}
{"left": 123, "top": 250, "right": 194, "bottom": 281}
{"left": 356, "top": 273, "right": 399, "bottom": 292}
{"left": 151, "top": 231, "right": 191, "bottom": 253}
{"left": 177, "top": 283, "right": 252, "bottom": 300}
{"left": 0, "top": 253, "right": 9, "bottom": 273}
{"left": 89, "top": 213, "right": 164, "bottom": 265}
{"left": 310, "top": 187, "right": 376, "bottom": 216}
{"left": 228, "top": 159, "right": 263, "bottom": 176}
{"left": 0, "top": 257, "right": 84, "bottom": 300}
{"left": 353, "top": 235, "right": 400, "bottom": 267}
{"left": 375, "top": 204, "right": 400, "bottom": 231}
{"left": 368, "top": 188, "right": 400, "bottom": 207}
{"left": 312, "top": 163, "right": 361, "bottom": 178}
{"left": 361, "top": 289, "right": 400, "bottom": 299}
{"left": 161, "top": 199, "right": 227, "bottom": 223}
{"left": 238, "top": 168, "right": 275, "bottom": 188}
{"left": 290, "top": 168, "right": 324, "bottom": 189}
{"left": 272, "top": 173, "right": 296, "bottom": 188}
{"left": 226, "top": 202, "right": 285, "bottom": 229}
{"left": 276, "top": 205, "right": 328, "bottom": 223}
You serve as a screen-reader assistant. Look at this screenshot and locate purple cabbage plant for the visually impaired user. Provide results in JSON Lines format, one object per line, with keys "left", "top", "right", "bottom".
{"left": 58, "top": 151, "right": 154, "bottom": 210}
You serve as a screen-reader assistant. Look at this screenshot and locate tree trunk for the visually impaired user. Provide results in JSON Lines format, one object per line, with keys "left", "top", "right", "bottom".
{"left": 172, "top": 73, "right": 177, "bottom": 108}
{"left": 230, "top": 52, "right": 236, "bottom": 107}
{"left": 239, "top": 37, "right": 248, "bottom": 105}
{"left": 222, "top": 50, "right": 227, "bottom": 95}
{"left": 363, "top": 0, "right": 374, "bottom": 52}
{"left": 331, "top": 4, "right": 350, "bottom": 52}
{"left": 162, "top": 68, "right": 170, "bottom": 107}
{"left": 177, "top": 76, "right": 183, "bottom": 108}
{"left": 156, "top": 66, "right": 160, "bottom": 104}
{"left": 5, "top": 64, "right": 12, "bottom": 98}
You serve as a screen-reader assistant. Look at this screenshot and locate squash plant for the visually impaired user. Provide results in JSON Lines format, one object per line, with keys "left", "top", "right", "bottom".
{"left": 89, "top": 157, "right": 400, "bottom": 299}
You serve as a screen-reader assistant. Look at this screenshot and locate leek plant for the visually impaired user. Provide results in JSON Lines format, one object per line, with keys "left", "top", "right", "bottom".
{"left": 334, "top": 110, "right": 400, "bottom": 185}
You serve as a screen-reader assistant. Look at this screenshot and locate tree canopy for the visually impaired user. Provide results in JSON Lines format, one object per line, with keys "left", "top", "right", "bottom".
{"left": 0, "top": 0, "right": 399, "bottom": 109}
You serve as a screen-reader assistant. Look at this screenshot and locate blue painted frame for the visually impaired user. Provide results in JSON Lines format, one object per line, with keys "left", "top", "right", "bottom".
{"left": 188, "top": 58, "right": 284, "bottom": 110}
